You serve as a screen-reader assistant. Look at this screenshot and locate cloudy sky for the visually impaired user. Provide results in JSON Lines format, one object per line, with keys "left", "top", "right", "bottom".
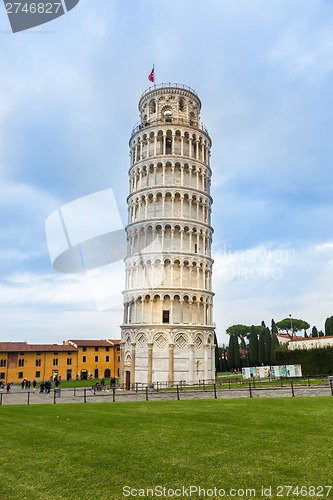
{"left": 1, "top": 0, "right": 333, "bottom": 346}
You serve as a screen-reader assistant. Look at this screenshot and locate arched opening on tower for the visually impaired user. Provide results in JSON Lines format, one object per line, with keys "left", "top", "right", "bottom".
{"left": 163, "top": 109, "right": 172, "bottom": 123}
{"left": 149, "top": 99, "right": 156, "bottom": 114}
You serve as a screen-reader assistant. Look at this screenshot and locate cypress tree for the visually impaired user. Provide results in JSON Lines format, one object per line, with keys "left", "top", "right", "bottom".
{"left": 270, "top": 332, "right": 279, "bottom": 365}
{"left": 227, "top": 334, "right": 235, "bottom": 370}
{"left": 214, "top": 332, "right": 220, "bottom": 374}
{"left": 312, "top": 326, "right": 318, "bottom": 338}
{"left": 271, "top": 319, "right": 278, "bottom": 336}
{"left": 324, "top": 316, "right": 333, "bottom": 336}
{"left": 249, "top": 325, "right": 258, "bottom": 366}
{"left": 264, "top": 327, "right": 272, "bottom": 365}
{"left": 258, "top": 331, "right": 265, "bottom": 365}
{"left": 233, "top": 333, "right": 241, "bottom": 370}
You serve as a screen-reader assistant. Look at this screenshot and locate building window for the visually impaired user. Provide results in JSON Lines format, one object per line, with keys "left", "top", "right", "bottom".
{"left": 0, "top": 359, "right": 6, "bottom": 368}
{"left": 82, "top": 356, "right": 86, "bottom": 363}
{"left": 67, "top": 352, "right": 72, "bottom": 356}
{"left": 18, "top": 359, "right": 24, "bottom": 367}
{"left": 36, "top": 359, "right": 41, "bottom": 367}
{"left": 19, "top": 352, "right": 24, "bottom": 356}
{"left": 35, "top": 371, "right": 40, "bottom": 378}
{"left": 95, "top": 347, "right": 99, "bottom": 352}
{"left": 18, "top": 372, "right": 23, "bottom": 379}
{"left": 53, "top": 359, "right": 58, "bottom": 366}
{"left": 82, "top": 347, "right": 87, "bottom": 352}
{"left": 106, "top": 356, "right": 109, "bottom": 362}
{"left": 163, "top": 109, "right": 172, "bottom": 123}
{"left": 36, "top": 352, "right": 41, "bottom": 356}
{"left": 118, "top": 356, "right": 120, "bottom": 362}
{"left": 106, "top": 347, "right": 109, "bottom": 352}
{"left": 149, "top": 99, "right": 156, "bottom": 114}
{"left": 0, "top": 372, "right": 5, "bottom": 379}
{"left": 54, "top": 352, "right": 58, "bottom": 355}
{"left": 67, "top": 358, "right": 72, "bottom": 366}
{"left": 95, "top": 356, "right": 98, "bottom": 362}
{"left": 163, "top": 310, "right": 170, "bottom": 323}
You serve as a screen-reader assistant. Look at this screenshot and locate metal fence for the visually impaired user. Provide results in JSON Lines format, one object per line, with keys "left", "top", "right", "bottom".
{"left": 1, "top": 377, "right": 332, "bottom": 406}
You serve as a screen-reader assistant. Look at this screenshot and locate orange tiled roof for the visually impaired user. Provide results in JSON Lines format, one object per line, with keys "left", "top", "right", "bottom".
{"left": 289, "top": 335, "right": 333, "bottom": 343}
{"left": 0, "top": 342, "right": 76, "bottom": 352}
{"left": 277, "top": 333, "right": 305, "bottom": 341}
{"left": 66, "top": 339, "right": 120, "bottom": 347}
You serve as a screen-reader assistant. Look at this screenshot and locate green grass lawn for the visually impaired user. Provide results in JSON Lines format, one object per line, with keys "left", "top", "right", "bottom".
{"left": 0, "top": 398, "right": 332, "bottom": 500}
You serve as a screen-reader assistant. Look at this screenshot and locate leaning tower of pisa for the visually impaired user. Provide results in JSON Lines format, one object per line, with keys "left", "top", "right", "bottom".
{"left": 120, "top": 83, "right": 215, "bottom": 388}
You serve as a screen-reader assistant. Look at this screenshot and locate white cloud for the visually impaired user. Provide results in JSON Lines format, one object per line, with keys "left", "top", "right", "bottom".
{"left": 268, "top": 17, "right": 333, "bottom": 82}
{"left": 213, "top": 240, "right": 333, "bottom": 344}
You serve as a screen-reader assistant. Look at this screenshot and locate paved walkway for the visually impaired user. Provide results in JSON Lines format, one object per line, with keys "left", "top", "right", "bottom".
{"left": 0, "top": 383, "right": 332, "bottom": 406}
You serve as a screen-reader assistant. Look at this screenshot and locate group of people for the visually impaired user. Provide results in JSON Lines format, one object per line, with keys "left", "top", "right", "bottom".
{"left": 0, "top": 381, "right": 12, "bottom": 393}
{"left": 39, "top": 380, "right": 52, "bottom": 393}
{"left": 1, "top": 376, "right": 61, "bottom": 394}
{"left": 21, "top": 379, "right": 37, "bottom": 390}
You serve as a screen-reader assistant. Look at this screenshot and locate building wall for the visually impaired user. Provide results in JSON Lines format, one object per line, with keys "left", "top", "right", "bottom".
{"left": 288, "top": 336, "right": 333, "bottom": 350}
{"left": 74, "top": 345, "right": 120, "bottom": 380}
{"left": 0, "top": 350, "right": 78, "bottom": 383}
{"left": 0, "top": 342, "right": 121, "bottom": 383}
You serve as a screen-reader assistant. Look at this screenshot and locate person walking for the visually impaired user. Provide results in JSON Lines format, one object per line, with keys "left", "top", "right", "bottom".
{"left": 6, "top": 383, "right": 10, "bottom": 393}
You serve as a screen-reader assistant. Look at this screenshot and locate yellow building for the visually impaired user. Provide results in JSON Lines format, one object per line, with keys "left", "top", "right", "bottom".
{"left": 0, "top": 339, "right": 120, "bottom": 383}
{"left": 0, "top": 342, "right": 78, "bottom": 383}
{"left": 66, "top": 339, "right": 120, "bottom": 380}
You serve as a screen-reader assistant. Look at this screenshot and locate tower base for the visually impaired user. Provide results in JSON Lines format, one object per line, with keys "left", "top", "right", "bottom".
{"left": 120, "top": 325, "right": 215, "bottom": 388}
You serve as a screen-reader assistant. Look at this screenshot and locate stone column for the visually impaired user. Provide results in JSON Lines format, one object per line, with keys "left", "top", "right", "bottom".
{"left": 148, "top": 343, "right": 153, "bottom": 384}
{"left": 119, "top": 341, "right": 125, "bottom": 386}
{"left": 130, "top": 342, "right": 136, "bottom": 389}
{"left": 203, "top": 343, "right": 209, "bottom": 381}
{"left": 211, "top": 344, "right": 216, "bottom": 379}
{"left": 168, "top": 343, "right": 174, "bottom": 386}
{"left": 188, "top": 343, "right": 194, "bottom": 384}
{"left": 154, "top": 134, "right": 157, "bottom": 156}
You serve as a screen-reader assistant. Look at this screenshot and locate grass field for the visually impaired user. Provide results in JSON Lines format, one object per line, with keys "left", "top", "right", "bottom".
{"left": 0, "top": 398, "right": 332, "bottom": 500}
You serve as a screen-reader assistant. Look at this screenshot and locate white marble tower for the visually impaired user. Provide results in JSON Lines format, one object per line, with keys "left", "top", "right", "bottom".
{"left": 120, "top": 83, "right": 215, "bottom": 388}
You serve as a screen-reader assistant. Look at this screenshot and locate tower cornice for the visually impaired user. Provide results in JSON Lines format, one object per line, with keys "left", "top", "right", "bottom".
{"left": 138, "top": 83, "right": 201, "bottom": 109}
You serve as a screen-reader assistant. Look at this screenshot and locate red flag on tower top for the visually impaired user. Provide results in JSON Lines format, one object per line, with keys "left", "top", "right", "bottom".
{"left": 148, "top": 66, "right": 155, "bottom": 83}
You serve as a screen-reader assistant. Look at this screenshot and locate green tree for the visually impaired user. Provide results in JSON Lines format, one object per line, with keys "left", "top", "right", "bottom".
{"left": 271, "top": 319, "right": 278, "bottom": 334}
{"left": 312, "top": 326, "right": 318, "bottom": 338}
{"left": 319, "top": 330, "right": 324, "bottom": 337}
{"left": 233, "top": 333, "right": 241, "bottom": 370}
{"left": 270, "top": 331, "right": 279, "bottom": 365}
{"left": 258, "top": 331, "right": 265, "bottom": 365}
{"left": 324, "top": 316, "right": 333, "bottom": 336}
{"left": 264, "top": 327, "right": 272, "bottom": 365}
{"left": 249, "top": 325, "right": 258, "bottom": 366}
{"left": 226, "top": 324, "right": 250, "bottom": 362}
{"left": 214, "top": 332, "right": 220, "bottom": 374}
{"left": 312, "top": 326, "right": 318, "bottom": 337}
{"left": 270, "top": 319, "right": 280, "bottom": 365}
{"left": 226, "top": 324, "right": 251, "bottom": 336}
{"left": 227, "top": 334, "right": 235, "bottom": 370}
{"left": 276, "top": 318, "right": 310, "bottom": 339}
{"left": 227, "top": 334, "right": 240, "bottom": 371}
